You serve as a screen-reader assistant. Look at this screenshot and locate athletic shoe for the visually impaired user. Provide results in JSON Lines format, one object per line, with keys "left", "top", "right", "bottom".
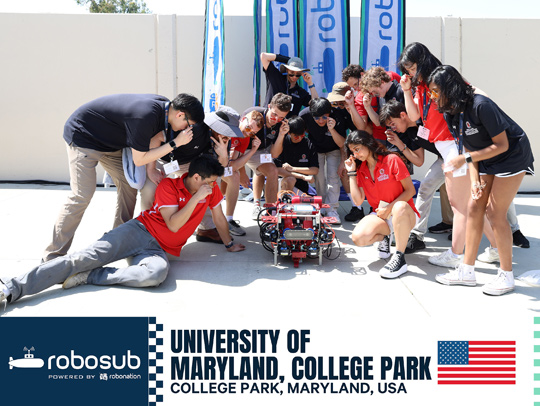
{"left": 0, "top": 279, "right": 9, "bottom": 304}
{"left": 428, "top": 222, "right": 452, "bottom": 234}
{"left": 380, "top": 251, "right": 407, "bottom": 279}
{"left": 405, "top": 233, "right": 426, "bottom": 254}
{"left": 435, "top": 264, "right": 476, "bottom": 286}
{"left": 228, "top": 220, "right": 246, "bottom": 236}
{"left": 252, "top": 204, "right": 262, "bottom": 221}
{"left": 513, "top": 230, "right": 530, "bottom": 248}
{"left": 344, "top": 206, "right": 365, "bottom": 222}
{"left": 326, "top": 210, "right": 341, "bottom": 225}
{"left": 428, "top": 248, "right": 463, "bottom": 268}
{"left": 378, "top": 234, "right": 392, "bottom": 259}
{"left": 477, "top": 246, "right": 499, "bottom": 264}
{"left": 482, "top": 269, "right": 515, "bottom": 296}
{"left": 62, "top": 270, "right": 91, "bottom": 289}
{"left": 195, "top": 228, "right": 223, "bottom": 244}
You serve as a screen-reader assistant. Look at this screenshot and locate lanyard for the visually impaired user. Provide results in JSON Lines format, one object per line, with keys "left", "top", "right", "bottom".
{"left": 422, "top": 90, "right": 432, "bottom": 122}
{"left": 163, "top": 102, "right": 171, "bottom": 140}
{"left": 450, "top": 112, "right": 464, "bottom": 154}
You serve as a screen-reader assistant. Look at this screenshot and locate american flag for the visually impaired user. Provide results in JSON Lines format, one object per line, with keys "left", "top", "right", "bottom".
{"left": 437, "top": 341, "right": 516, "bottom": 385}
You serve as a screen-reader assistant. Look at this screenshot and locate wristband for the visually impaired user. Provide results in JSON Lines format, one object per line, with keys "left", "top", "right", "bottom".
{"left": 224, "top": 241, "right": 234, "bottom": 249}
{"left": 464, "top": 152, "right": 473, "bottom": 164}
{"left": 169, "top": 140, "right": 177, "bottom": 150}
{"left": 400, "top": 146, "right": 407, "bottom": 153}
{"left": 308, "top": 84, "right": 315, "bottom": 89}
{"left": 347, "top": 171, "right": 357, "bottom": 177}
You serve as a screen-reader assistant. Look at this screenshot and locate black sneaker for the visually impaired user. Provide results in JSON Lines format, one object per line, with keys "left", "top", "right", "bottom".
{"left": 513, "top": 230, "right": 530, "bottom": 248}
{"left": 428, "top": 222, "right": 452, "bottom": 234}
{"left": 344, "top": 206, "right": 365, "bottom": 222}
{"left": 405, "top": 233, "right": 426, "bottom": 254}
{"left": 228, "top": 220, "right": 246, "bottom": 236}
{"left": 379, "top": 251, "right": 408, "bottom": 279}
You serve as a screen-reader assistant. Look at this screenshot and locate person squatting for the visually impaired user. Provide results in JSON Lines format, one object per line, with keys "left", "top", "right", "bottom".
{"left": 0, "top": 43, "right": 534, "bottom": 306}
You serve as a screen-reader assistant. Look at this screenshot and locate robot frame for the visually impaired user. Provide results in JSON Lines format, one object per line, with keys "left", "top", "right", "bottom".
{"left": 257, "top": 190, "right": 341, "bottom": 268}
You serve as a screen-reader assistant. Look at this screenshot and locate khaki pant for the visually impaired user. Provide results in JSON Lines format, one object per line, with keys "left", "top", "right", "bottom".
{"left": 42, "top": 143, "right": 137, "bottom": 262}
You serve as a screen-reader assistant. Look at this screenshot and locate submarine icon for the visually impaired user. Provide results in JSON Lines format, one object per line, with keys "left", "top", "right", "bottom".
{"left": 9, "top": 347, "right": 44, "bottom": 369}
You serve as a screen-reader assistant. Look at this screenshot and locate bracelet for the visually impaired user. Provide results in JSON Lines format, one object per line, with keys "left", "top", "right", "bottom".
{"left": 347, "top": 171, "right": 357, "bottom": 177}
{"left": 224, "top": 241, "right": 234, "bottom": 249}
{"left": 308, "top": 84, "right": 315, "bottom": 89}
{"left": 400, "top": 146, "right": 407, "bottom": 153}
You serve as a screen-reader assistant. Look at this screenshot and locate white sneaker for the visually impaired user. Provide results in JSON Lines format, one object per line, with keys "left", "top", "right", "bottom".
{"left": 326, "top": 210, "right": 341, "bottom": 225}
{"left": 429, "top": 248, "right": 463, "bottom": 268}
{"left": 435, "top": 264, "right": 476, "bottom": 286}
{"left": 62, "top": 270, "right": 91, "bottom": 289}
{"left": 378, "top": 234, "right": 392, "bottom": 259}
{"left": 482, "top": 269, "right": 515, "bottom": 296}
{"left": 477, "top": 246, "right": 500, "bottom": 263}
{"left": 228, "top": 219, "right": 246, "bottom": 236}
{"left": 252, "top": 204, "right": 262, "bottom": 221}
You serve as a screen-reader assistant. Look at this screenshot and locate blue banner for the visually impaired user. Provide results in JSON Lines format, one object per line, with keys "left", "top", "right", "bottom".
{"left": 266, "top": 0, "right": 298, "bottom": 65}
{"left": 202, "top": 0, "right": 225, "bottom": 112}
{"left": 360, "top": 0, "right": 405, "bottom": 73}
{"left": 253, "top": 0, "right": 262, "bottom": 106}
{"left": 298, "top": 0, "right": 350, "bottom": 97}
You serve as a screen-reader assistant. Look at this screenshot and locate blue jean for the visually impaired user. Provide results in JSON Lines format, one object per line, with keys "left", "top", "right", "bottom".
{"left": 6, "top": 220, "right": 169, "bottom": 302}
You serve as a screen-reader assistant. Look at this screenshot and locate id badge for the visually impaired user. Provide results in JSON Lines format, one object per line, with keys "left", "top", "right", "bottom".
{"left": 260, "top": 154, "right": 273, "bottom": 164}
{"left": 452, "top": 165, "right": 467, "bottom": 178}
{"left": 163, "top": 160, "right": 180, "bottom": 175}
{"left": 417, "top": 125, "right": 430, "bottom": 140}
{"left": 223, "top": 166, "right": 233, "bottom": 177}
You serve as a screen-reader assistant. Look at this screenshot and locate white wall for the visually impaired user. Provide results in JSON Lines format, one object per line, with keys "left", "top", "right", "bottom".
{"left": 0, "top": 13, "right": 538, "bottom": 190}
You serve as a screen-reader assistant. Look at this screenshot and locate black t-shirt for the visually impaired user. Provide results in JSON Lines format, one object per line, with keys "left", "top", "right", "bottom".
{"left": 263, "top": 61, "right": 311, "bottom": 117}
{"left": 159, "top": 122, "right": 213, "bottom": 165}
{"left": 445, "top": 94, "right": 534, "bottom": 174}
{"left": 332, "top": 107, "right": 357, "bottom": 132}
{"left": 275, "top": 136, "right": 319, "bottom": 193}
{"left": 299, "top": 107, "right": 347, "bottom": 153}
{"left": 242, "top": 106, "right": 284, "bottom": 150}
{"left": 64, "top": 94, "right": 169, "bottom": 152}
{"left": 381, "top": 80, "right": 405, "bottom": 106}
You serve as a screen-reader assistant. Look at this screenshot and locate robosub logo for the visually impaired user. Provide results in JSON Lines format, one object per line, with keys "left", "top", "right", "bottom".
{"left": 8, "top": 347, "right": 141, "bottom": 371}
{"left": 9, "top": 347, "right": 44, "bottom": 369}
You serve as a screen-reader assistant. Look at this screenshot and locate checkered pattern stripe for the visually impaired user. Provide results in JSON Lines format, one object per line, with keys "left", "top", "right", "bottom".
{"left": 148, "top": 317, "right": 164, "bottom": 406}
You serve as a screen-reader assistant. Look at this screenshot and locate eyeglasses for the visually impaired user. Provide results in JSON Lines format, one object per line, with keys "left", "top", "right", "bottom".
{"left": 288, "top": 73, "right": 302, "bottom": 78}
{"left": 313, "top": 115, "right": 329, "bottom": 121}
{"left": 428, "top": 88, "right": 440, "bottom": 99}
{"left": 331, "top": 102, "right": 346, "bottom": 108}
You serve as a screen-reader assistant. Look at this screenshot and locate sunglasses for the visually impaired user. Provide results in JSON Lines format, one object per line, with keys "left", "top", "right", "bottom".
{"left": 428, "top": 88, "right": 440, "bottom": 99}
{"left": 269, "top": 110, "right": 286, "bottom": 122}
{"left": 291, "top": 133, "right": 305, "bottom": 138}
{"left": 331, "top": 102, "right": 346, "bottom": 108}
{"left": 288, "top": 73, "right": 302, "bottom": 78}
{"left": 313, "top": 115, "right": 329, "bottom": 121}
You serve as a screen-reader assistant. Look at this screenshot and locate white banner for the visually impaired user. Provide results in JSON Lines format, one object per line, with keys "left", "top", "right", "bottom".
{"left": 202, "top": 0, "right": 225, "bottom": 112}
{"left": 266, "top": 0, "right": 298, "bottom": 60}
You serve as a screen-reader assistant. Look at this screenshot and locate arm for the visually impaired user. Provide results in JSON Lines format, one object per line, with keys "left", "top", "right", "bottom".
{"left": 302, "top": 72, "right": 319, "bottom": 100}
{"left": 344, "top": 155, "right": 365, "bottom": 206}
{"left": 327, "top": 117, "right": 345, "bottom": 148}
{"left": 362, "top": 94, "right": 381, "bottom": 127}
{"left": 159, "top": 184, "right": 212, "bottom": 233}
{"left": 385, "top": 130, "right": 425, "bottom": 167}
{"left": 445, "top": 131, "right": 509, "bottom": 172}
{"left": 400, "top": 74, "right": 421, "bottom": 122}
{"left": 211, "top": 136, "right": 231, "bottom": 167}
{"left": 146, "top": 131, "right": 166, "bottom": 185}
{"left": 132, "top": 126, "right": 194, "bottom": 167}
{"left": 344, "top": 90, "right": 368, "bottom": 131}
{"left": 230, "top": 139, "right": 260, "bottom": 171}
{"left": 282, "top": 162, "right": 319, "bottom": 175}
{"left": 211, "top": 204, "right": 246, "bottom": 252}
{"left": 270, "top": 120, "right": 289, "bottom": 158}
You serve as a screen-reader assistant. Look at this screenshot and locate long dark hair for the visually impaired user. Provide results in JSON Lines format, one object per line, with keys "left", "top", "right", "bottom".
{"left": 427, "top": 65, "right": 475, "bottom": 115}
{"left": 398, "top": 42, "right": 442, "bottom": 86}
{"left": 345, "top": 130, "right": 392, "bottom": 164}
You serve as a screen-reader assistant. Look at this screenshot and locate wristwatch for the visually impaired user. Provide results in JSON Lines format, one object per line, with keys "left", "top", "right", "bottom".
{"left": 464, "top": 152, "right": 473, "bottom": 164}
{"left": 224, "top": 241, "right": 234, "bottom": 249}
{"left": 169, "top": 140, "right": 177, "bottom": 150}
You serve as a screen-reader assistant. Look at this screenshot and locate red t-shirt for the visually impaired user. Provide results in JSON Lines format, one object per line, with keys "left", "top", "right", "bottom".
{"left": 230, "top": 137, "right": 250, "bottom": 155}
{"left": 356, "top": 154, "right": 419, "bottom": 217}
{"left": 354, "top": 71, "right": 402, "bottom": 140}
{"left": 137, "top": 175, "right": 224, "bottom": 256}
{"left": 414, "top": 82, "right": 453, "bottom": 143}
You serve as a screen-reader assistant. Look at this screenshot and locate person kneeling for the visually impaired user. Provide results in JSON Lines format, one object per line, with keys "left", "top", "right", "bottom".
{"left": 345, "top": 131, "right": 419, "bottom": 278}
{"left": 0, "top": 156, "right": 245, "bottom": 306}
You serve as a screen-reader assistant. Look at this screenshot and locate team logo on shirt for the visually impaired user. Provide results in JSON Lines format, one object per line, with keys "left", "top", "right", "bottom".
{"left": 377, "top": 169, "right": 389, "bottom": 182}
{"left": 464, "top": 121, "right": 479, "bottom": 136}
{"left": 299, "top": 154, "right": 308, "bottom": 163}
